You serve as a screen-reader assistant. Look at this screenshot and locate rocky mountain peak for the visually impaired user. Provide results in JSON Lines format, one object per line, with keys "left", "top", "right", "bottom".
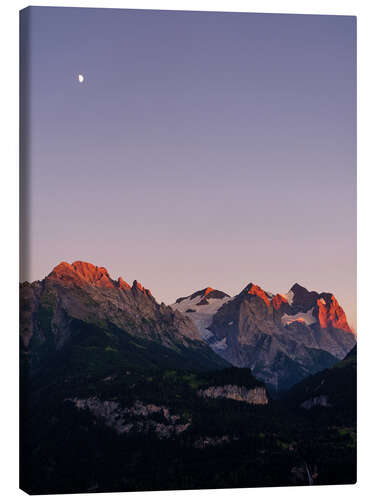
{"left": 241, "top": 283, "right": 271, "bottom": 307}
{"left": 285, "top": 285, "right": 352, "bottom": 333}
{"left": 117, "top": 277, "right": 131, "bottom": 290}
{"left": 49, "top": 260, "right": 114, "bottom": 288}
{"left": 175, "top": 288, "right": 230, "bottom": 305}
{"left": 22, "top": 260, "right": 227, "bottom": 369}
{"left": 288, "top": 283, "right": 318, "bottom": 311}
{"left": 132, "top": 280, "right": 153, "bottom": 297}
{"left": 290, "top": 282, "right": 304, "bottom": 291}
{"left": 271, "top": 293, "right": 288, "bottom": 311}
{"left": 201, "top": 288, "right": 230, "bottom": 301}
{"left": 190, "top": 280, "right": 356, "bottom": 390}
{"left": 49, "top": 261, "right": 72, "bottom": 276}
{"left": 72, "top": 261, "right": 113, "bottom": 287}
{"left": 316, "top": 294, "right": 352, "bottom": 333}
{"left": 49, "top": 261, "right": 155, "bottom": 298}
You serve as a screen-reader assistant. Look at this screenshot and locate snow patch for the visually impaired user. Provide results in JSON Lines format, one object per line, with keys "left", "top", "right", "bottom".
{"left": 170, "top": 293, "right": 232, "bottom": 341}
{"left": 281, "top": 307, "right": 316, "bottom": 326}
{"left": 286, "top": 289, "right": 294, "bottom": 305}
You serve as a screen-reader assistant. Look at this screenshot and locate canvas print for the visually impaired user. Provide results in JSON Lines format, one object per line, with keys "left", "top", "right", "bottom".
{"left": 19, "top": 7, "right": 357, "bottom": 494}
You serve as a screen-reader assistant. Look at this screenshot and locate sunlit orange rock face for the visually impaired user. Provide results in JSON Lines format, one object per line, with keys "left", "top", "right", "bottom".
{"left": 49, "top": 261, "right": 132, "bottom": 291}
{"left": 317, "top": 296, "right": 352, "bottom": 333}
{"left": 246, "top": 284, "right": 271, "bottom": 307}
{"left": 285, "top": 318, "right": 305, "bottom": 325}
{"left": 132, "top": 280, "right": 152, "bottom": 297}
{"left": 117, "top": 277, "right": 131, "bottom": 290}
{"left": 272, "top": 294, "right": 288, "bottom": 311}
{"left": 49, "top": 261, "right": 114, "bottom": 288}
{"left": 50, "top": 261, "right": 154, "bottom": 298}
{"left": 72, "top": 261, "right": 114, "bottom": 288}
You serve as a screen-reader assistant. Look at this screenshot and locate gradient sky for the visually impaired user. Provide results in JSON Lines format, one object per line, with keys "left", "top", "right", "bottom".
{"left": 21, "top": 7, "right": 356, "bottom": 328}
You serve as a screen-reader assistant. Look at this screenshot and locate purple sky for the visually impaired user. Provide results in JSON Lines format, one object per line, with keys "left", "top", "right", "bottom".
{"left": 20, "top": 7, "right": 356, "bottom": 328}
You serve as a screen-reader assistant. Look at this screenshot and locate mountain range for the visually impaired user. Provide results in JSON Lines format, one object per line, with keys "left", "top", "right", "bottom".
{"left": 20, "top": 260, "right": 227, "bottom": 375}
{"left": 171, "top": 282, "right": 355, "bottom": 390}
{"left": 21, "top": 260, "right": 355, "bottom": 391}
{"left": 20, "top": 260, "right": 357, "bottom": 493}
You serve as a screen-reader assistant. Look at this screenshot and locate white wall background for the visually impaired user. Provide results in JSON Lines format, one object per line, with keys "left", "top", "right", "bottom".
{"left": 1, "top": 1, "right": 374, "bottom": 499}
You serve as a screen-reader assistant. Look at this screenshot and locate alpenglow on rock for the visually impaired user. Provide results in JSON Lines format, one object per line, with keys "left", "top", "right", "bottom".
{"left": 170, "top": 282, "right": 356, "bottom": 391}
{"left": 20, "top": 261, "right": 229, "bottom": 374}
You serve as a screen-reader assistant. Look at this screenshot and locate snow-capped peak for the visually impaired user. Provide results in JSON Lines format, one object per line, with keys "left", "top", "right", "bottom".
{"left": 170, "top": 289, "right": 232, "bottom": 341}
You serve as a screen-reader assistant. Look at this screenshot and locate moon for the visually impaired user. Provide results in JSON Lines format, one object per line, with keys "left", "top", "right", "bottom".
{"left": 78, "top": 74, "right": 84, "bottom": 83}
